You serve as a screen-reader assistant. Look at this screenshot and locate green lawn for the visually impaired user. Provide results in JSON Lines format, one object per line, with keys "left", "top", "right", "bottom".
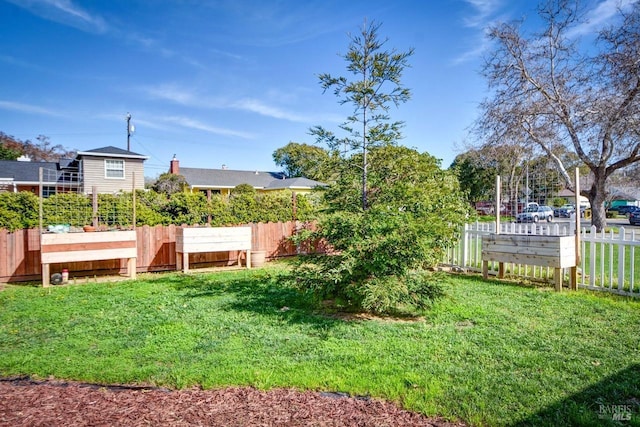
{"left": 1, "top": 263, "right": 639, "bottom": 426}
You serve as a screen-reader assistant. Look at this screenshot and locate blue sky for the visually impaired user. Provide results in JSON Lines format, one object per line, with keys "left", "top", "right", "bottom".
{"left": 0, "top": 0, "right": 632, "bottom": 177}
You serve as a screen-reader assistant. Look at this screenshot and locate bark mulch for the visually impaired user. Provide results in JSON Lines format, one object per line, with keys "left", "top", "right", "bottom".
{"left": 0, "top": 377, "right": 467, "bottom": 426}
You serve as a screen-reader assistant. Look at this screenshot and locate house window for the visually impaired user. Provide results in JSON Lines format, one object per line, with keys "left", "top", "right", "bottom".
{"left": 105, "top": 159, "right": 125, "bottom": 179}
{"left": 42, "top": 186, "right": 56, "bottom": 198}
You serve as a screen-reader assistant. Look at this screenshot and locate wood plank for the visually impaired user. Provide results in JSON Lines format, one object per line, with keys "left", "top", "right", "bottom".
{"left": 41, "top": 240, "right": 136, "bottom": 254}
{"left": 0, "top": 230, "right": 7, "bottom": 278}
{"left": 41, "top": 230, "right": 136, "bottom": 245}
{"left": 42, "top": 248, "right": 137, "bottom": 264}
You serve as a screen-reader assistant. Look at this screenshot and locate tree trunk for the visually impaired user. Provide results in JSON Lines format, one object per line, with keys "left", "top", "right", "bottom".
{"left": 587, "top": 170, "right": 608, "bottom": 232}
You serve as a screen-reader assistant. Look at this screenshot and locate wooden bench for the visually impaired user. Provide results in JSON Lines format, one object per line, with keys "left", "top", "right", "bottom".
{"left": 176, "top": 226, "right": 252, "bottom": 272}
{"left": 41, "top": 230, "right": 137, "bottom": 287}
{"left": 482, "top": 233, "right": 577, "bottom": 290}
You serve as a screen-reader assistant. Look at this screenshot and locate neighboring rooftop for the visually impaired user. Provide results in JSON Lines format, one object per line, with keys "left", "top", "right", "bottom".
{"left": 0, "top": 160, "right": 61, "bottom": 184}
{"left": 77, "top": 146, "right": 149, "bottom": 159}
{"left": 179, "top": 167, "right": 325, "bottom": 190}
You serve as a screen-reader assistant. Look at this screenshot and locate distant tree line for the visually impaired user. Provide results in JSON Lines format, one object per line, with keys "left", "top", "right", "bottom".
{"left": 0, "top": 132, "right": 75, "bottom": 161}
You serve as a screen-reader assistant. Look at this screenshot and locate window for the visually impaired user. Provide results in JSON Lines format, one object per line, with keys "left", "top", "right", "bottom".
{"left": 42, "top": 186, "right": 56, "bottom": 198}
{"left": 105, "top": 159, "right": 125, "bottom": 179}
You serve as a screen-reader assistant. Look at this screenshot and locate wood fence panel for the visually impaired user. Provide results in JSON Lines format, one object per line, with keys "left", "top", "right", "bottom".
{"left": 0, "top": 221, "right": 320, "bottom": 283}
{"left": 0, "top": 230, "right": 6, "bottom": 279}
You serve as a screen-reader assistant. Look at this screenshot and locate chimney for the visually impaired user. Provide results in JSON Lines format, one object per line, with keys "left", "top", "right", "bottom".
{"left": 169, "top": 154, "right": 179, "bottom": 175}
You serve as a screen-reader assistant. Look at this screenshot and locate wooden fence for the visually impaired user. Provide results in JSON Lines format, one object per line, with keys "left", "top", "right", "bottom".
{"left": 0, "top": 221, "right": 324, "bottom": 283}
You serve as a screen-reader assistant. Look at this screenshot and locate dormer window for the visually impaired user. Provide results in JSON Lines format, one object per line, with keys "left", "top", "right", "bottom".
{"left": 105, "top": 159, "right": 125, "bottom": 179}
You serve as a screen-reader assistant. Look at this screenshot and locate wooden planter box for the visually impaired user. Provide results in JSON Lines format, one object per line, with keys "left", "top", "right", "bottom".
{"left": 41, "top": 230, "right": 137, "bottom": 287}
{"left": 176, "top": 226, "right": 252, "bottom": 272}
{"left": 482, "top": 233, "right": 577, "bottom": 290}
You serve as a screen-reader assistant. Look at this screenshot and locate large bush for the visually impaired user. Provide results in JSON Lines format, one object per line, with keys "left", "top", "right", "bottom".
{"left": 293, "top": 146, "right": 470, "bottom": 314}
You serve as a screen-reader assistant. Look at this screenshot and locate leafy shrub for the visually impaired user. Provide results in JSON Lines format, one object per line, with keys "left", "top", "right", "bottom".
{"left": 359, "top": 271, "right": 445, "bottom": 314}
{"left": 0, "top": 192, "right": 39, "bottom": 231}
{"left": 229, "top": 185, "right": 260, "bottom": 224}
{"left": 152, "top": 172, "right": 187, "bottom": 195}
{"left": 164, "top": 192, "right": 209, "bottom": 225}
{"left": 294, "top": 192, "right": 320, "bottom": 221}
{"left": 256, "top": 191, "right": 294, "bottom": 223}
{"left": 98, "top": 193, "right": 134, "bottom": 227}
{"left": 135, "top": 190, "right": 170, "bottom": 226}
{"left": 43, "top": 192, "right": 93, "bottom": 227}
{"left": 293, "top": 146, "right": 469, "bottom": 314}
{"left": 209, "top": 194, "right": 234, "bottom": 226}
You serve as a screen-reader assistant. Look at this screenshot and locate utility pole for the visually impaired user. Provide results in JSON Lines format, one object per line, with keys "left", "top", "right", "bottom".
{"left": 126, "top": 113, "right": 132, "bottom": 151}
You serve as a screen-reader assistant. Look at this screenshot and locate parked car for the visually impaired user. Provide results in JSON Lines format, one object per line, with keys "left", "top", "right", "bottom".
{"left": 553, "top": 204, "right": 575, "bottom": 218}
{"left": 615, "top": 205, "right": 640, "bottom": 216}
{"left": 516, "top": 205, "right": 554, "bottom": 223}
{"left": 629, "top": 210, "right": 640, "bottom": 225}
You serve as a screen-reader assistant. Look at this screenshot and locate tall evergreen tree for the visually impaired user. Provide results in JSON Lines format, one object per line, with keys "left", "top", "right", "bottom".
{"left": 310, "top": 20, "right": 413, "bottom": 210}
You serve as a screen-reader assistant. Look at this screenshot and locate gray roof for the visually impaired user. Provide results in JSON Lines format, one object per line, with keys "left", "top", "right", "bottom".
{"left": 265, "top": 176, "right": 327, "bottom": 190}
{"left": 0, "top": 160, "right": 59, "bottom": 183}
{"left": 77, "top": 146, "right": 148, "bottom": 159}
{"left": 179, "top": 167, "right": 325, "bottom": 190}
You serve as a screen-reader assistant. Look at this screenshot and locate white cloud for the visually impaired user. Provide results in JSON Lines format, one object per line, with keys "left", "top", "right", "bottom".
{"left": 0, "top": 99, "right": 66, "bottom": 117}
{"left": 6, "top": 0, "right": 108, "bottom": 33}
{"left": 463, "top": 0, "right": 503, "bottom": 28}
{"left": 142, "top": 84, "right": 312, "bottom": 123}
{"left": 231, "top": 98, "right": 308, "bottom": 123}
{"left": 453, "top": 0, "right": 505, "bottom": 64}
{"left": 143, "top": 84, "right": 203, "bottom": 107}
{"left": 569, "top": 0, "right": 638, "bottom": 37}
{"left": 161, "top": 116, "right": 255, "bottom": 139}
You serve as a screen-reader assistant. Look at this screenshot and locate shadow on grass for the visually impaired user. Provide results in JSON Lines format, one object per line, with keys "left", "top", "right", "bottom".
{"left": 510, "top": 364, "right": 640, "bottom": 427}
{"left": 156, "top": 270, "right": 344, "bottom": 329}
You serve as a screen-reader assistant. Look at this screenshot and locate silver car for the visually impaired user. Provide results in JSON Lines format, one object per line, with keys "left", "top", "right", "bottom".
{"left": 516, "top": 205, "right": 554, "bottom": 223}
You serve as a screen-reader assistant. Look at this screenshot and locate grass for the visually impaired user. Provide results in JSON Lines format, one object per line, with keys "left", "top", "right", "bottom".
{"left": 1, "top": 262, "right": 639, "bottom": 426}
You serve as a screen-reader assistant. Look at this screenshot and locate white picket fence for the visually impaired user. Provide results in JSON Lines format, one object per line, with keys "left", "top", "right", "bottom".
{"left": 443, "top": 221, "right": 640, "bottom": 297}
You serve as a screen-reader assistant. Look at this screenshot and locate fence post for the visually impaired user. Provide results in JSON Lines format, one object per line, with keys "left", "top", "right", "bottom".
{"left": 589, "top": 225, "right": 597, "bottom": 288}
{"left": 495, "top": 175, "right": 501, "bottom": 234}
{"left": 571, "top": 168, "right": 580, "bottom": 290}
{"left": 618, "top": 228, "right": 626, "bottom": 291}
{"left": 92, "top": 187, "right": 98, "bottom": 228}
{"left": 461, "top": 223, "right": 469, "bottom": 269}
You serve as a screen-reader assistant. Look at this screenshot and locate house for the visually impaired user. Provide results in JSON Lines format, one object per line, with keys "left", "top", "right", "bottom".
{"left": 0, "top": 146, "right": 148, "bottom": 195}
{"left": 0, "top": 158, "right": 63, "bottom": 196}
{"left": 168, "top": 156, "right": 326, "bottom": 196}
{"left": 76, "top": 146, "right": 148, "bottom": 193}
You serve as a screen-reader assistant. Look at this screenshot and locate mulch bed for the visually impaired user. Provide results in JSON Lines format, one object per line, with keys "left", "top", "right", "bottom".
{"left": 0, "top": 377, "right": 467, "bottom": 426}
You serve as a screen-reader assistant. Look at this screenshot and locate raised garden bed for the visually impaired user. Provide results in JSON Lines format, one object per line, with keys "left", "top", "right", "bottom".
{"left": 176, "top": 226, "right": 252, "bottom": 272}
{"left": 482, "top": 233, "right": 577, "bottom": 290}
{"left": 40, "top": 230, "right": 137, "bottom": 287}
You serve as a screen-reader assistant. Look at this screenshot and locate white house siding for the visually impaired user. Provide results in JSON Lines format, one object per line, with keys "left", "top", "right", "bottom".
{"left": 81, "top": 157, "right": 145, "bottom": 193}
